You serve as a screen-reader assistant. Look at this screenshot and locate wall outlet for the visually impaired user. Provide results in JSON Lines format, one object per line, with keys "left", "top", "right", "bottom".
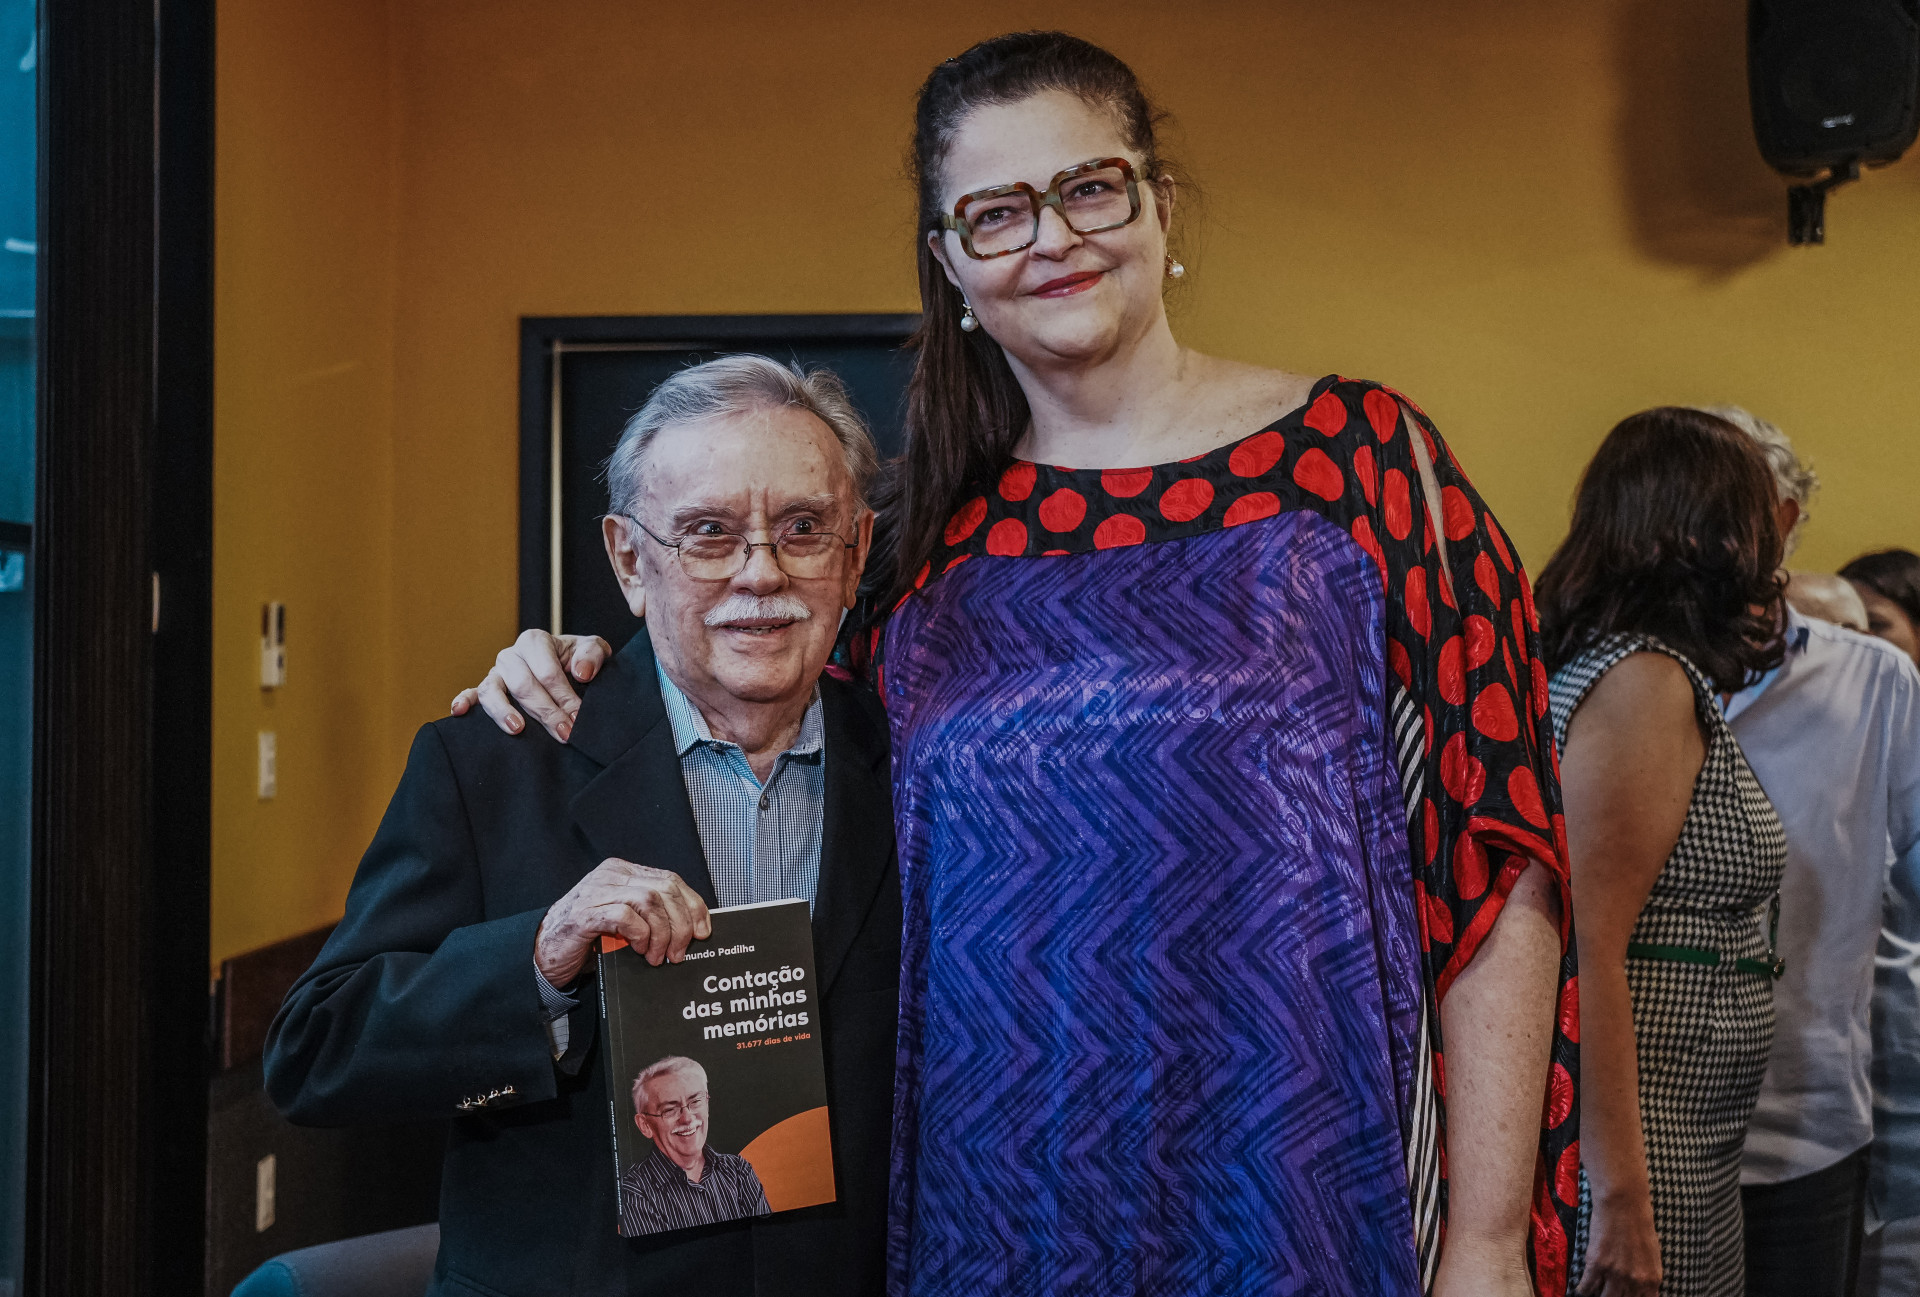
{"left": 257, "top": 731, "right": 277, "bottom": 800}
{"left": 254, "top": 1153, "right": 277, "bottom": 1233}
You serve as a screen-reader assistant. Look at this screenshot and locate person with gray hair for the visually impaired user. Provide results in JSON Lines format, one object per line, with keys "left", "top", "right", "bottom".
{"left": 1701, "top": 406, "right": 1920, "bottom": 1297}
{"left": 1700, "top": 404, "right": 1819, "bottom": 558}
{"left": 271, "top": 353, "right": 903, "bottom": 1296}
{"left": 605, "top": 353, "right": 880, "bottom": 519}
{"left": 620, "top": 1055, "right": 770, "bottom": 1236}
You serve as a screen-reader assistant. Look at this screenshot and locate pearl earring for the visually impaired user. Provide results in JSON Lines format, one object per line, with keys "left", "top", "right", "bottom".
{"left": 1165, "top": 256, "right": 1186, "bottom": 280}
{"left": 959, "top": 301, "right": 978, "bottom": 332}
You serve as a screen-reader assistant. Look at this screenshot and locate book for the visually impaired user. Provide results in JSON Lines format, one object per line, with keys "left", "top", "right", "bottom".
{"left": 596, "top": 897, "right": 835, "bottom": 1238}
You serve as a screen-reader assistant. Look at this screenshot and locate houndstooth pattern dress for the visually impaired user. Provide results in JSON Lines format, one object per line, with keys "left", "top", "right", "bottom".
{"left": 1551, "top": 634, "right": 1785, "bottom": 1297}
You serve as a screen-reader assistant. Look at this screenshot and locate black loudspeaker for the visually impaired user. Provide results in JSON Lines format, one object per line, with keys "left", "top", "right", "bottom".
{"left": 1748, "top": 0, "right": 1920, "bottom": 241}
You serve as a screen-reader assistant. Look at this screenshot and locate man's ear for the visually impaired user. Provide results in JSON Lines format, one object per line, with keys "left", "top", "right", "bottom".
{"left": 843, "top": 508, "right": 876, "bottom": 611}
{"left": 927, "top": 229, "right": 963, "bottom": 290}
{"left": 1777, "top": 497, "right": 1801, "bottom": 553}
{"left": 634, "top": 1110, "right": 652, "bottom": 1138}
{"left": 604, "top": 515, "right": 650, "bottom": 620}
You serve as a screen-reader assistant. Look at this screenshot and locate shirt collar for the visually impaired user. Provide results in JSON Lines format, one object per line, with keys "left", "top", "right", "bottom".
{"left": 655, "top": 661, "right": 824, "bottom": 761}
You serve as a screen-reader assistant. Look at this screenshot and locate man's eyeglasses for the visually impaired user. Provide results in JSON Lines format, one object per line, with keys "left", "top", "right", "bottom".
{"left": 940, "top": 156, "right": 1145, "bottom": 261}
{"left": 643, "top": 1092, "right": 710, "bottom": 1123}
{"left": 629, "top": 517, "right": 856, "bottom": 582}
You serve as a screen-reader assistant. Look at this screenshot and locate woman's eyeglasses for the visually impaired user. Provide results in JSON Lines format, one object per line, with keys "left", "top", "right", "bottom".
{"left": 629, "top": 517, "right": 856, "bottom": 582}
{"left": 940, "top": 156, "right": 1145, "bottom": 260}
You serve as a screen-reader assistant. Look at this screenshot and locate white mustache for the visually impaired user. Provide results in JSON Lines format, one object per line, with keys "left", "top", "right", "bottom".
{"left": 703, "top": 593, "right": 814, "bottom": 627}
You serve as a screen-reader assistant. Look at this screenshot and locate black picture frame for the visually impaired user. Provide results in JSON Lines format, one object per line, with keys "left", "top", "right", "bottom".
{"left": 516, "top": 313, "right": 919, "bottom": 637}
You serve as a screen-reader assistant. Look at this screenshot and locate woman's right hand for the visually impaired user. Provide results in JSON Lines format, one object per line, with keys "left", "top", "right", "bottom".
{"left": 1575, "top": 1185, "right": 1662, "bottom": 1297}
{"left": 450, "top": 629, "right": 612, "bottom": 743}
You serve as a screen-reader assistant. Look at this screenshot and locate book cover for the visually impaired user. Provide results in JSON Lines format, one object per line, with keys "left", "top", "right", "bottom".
{"left": 596, "top": 897, "right": 834, "bottom": 1238}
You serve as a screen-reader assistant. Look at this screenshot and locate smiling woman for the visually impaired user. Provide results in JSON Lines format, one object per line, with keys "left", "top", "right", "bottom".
{"left": 863, "top": 32, "right": 1576, "bottom": 1297}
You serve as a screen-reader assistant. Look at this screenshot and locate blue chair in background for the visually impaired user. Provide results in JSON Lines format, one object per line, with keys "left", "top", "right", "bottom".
{"left": 230, "top": 1222, "right": 439, "bottom": 1297}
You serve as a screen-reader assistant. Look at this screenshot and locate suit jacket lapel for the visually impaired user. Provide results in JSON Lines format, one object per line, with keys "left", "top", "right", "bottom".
{"left": 566, "top": 630, "right": 719, "bottom": 907}
{"left": 812, "top": 675, "right": 895, "bottom": 995}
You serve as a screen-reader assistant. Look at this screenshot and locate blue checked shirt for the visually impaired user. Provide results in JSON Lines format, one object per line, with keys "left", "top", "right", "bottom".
{"left": 538, "top": 665, "right": 827, "bottom": 1055}
{"left": 654, "top": 661, "right": 826, "bottom": 911}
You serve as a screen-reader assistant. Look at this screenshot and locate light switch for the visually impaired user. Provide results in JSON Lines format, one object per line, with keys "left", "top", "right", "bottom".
{"left": 260, "top": 601, "right": 286, "bottom": 689}
{"left": 258, "top": 731, "right": 277, "bottom": 800}
{"left": 255, "top": 1153, "right": 277, "bottom": 1232}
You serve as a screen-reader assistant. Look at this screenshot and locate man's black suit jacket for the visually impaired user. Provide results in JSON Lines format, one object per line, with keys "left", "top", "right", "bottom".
{"left": 264, "top": 631, "right": 900, "bottom": 1297}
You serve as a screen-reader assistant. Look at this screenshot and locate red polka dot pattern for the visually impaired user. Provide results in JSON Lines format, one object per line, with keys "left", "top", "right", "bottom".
{"left": 1442, "top": 486, "right": 1476, "bottom": 542}
{"left": 1555, "top": 1139, "right": 1580, "bottom": 1204}
{"left": 1437, "top": 636, "right": 1465, "bottom": 706}
{"left": 1407, "top": 567, "right": 1435, "bottom": 639}
{"left": 1303, "top": 389, "right": 1348, "bottom": 436}
{"left": 883, "top": 375, "right": 1578, "bottom": 1291}
{"left": 945, "top": 496, "right": 987, "bottom": 545}
{"left": 1228, "top": 430, "right": 1285, "bottom": 478}
{"left": 1545, "top": 1062, "right": 1574, "bottom": 1128}
{"left": 1223, "top": 492, "right": 1280, "bottom": 528}
{"left": 1465, "top": 615, "right": 1497, "bottom": 669}
{"left": 1455, "top": 834, "right": 1489, "bottom": 899}
{"left": 1353, "top": 444, "right": 1378, "bottom": 507}
{"left": 985, "top": 518, "right": 1026, "bottom": 556}
{"left": 1476, "top": 552, "right": 1501, "bottom": 605}
{"left": 1440, "top": 732, "right": 1486, "bottom": 804}
{"left": 1473, "top": 684, "right": 1519, "bottom": 742}
{"left": 1158, "top": 477, "right": 1214, "bottom": 522}
{"left": 1488, "top": 516, "right": 1515, "bottom": 572}
{"left": 1292, "top": 448, "right": 1344, "bottom": 502}
{"left": 998, "top": 461, "right": 1037, "bottom": 502}
{"left": 1364, "top": 387, "right": 1401, "bottom": 441}
{"left": 1509, "top": 765, "right": 1549, "bottom": 828}
{"left": 1383, "top": 469, "right": 1412, "bottom": 541}
{"left": 1558, "top": 977, "right": 1580, "bottom": 1045}
{"left": 1093, "top": 514, "right": 1147, "bottom": 549}
{"left": 1038, "top": 487, "right": 1087, "bottom": 533}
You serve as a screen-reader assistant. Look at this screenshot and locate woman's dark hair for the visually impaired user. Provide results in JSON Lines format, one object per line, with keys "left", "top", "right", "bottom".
{"left": 1534, "top": 407, "right": 1786, "bottom": 694}
{"left": 870, "top": 31, "right": 1178, "bottom": 608}
{"left": 1839, "top": 549, "right": 1920, "bottom": 630}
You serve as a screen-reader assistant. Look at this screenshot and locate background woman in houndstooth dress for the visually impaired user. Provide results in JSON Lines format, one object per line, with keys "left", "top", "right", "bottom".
{"left": 1537, "top": 408, "right": 1790, "bottom": 1297}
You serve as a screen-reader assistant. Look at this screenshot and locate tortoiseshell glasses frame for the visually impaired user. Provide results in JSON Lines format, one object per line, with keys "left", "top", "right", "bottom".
{"left": 939, "top": 156, "right": 1145, "bottom": 260}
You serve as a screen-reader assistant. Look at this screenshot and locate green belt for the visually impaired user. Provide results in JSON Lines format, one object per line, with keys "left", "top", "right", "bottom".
{"left": 1627, "top": 893, "right": 1786, "bottom": 981}
{"left": 1626, "top": 943, "right": 1784, "bottom": 980}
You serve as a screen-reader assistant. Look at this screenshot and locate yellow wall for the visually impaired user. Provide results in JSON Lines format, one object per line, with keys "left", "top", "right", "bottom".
{"left": 213, "top": 0, "right": 1920, "bottom": 965}
{"left": 212, "top": 0, "right": 398, "bottom": 964}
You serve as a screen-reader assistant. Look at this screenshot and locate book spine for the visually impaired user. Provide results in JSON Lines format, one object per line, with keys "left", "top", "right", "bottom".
{"left": 596, "top": 944, "right": 626, "bottom": 1236}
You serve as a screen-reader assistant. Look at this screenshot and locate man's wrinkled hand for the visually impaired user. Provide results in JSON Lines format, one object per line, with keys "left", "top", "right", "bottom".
{"left": 535, "top": 858, "right": 712, "bottom": 987}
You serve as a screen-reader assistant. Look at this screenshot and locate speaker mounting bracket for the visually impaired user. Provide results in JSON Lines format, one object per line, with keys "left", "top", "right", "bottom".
{"left": 1787, "top": 160, "right": 1861, "bottom": 246}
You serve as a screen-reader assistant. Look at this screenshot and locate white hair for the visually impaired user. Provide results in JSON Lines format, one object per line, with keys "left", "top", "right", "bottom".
{"left": 604, "top": 354, "right": 880, "bottom": 518}
{"left": 1697, "top": 404, "right": 1817, "bottom": 557}
{"left": 632, "top": 1055, "right": 706, "bottom": 1110}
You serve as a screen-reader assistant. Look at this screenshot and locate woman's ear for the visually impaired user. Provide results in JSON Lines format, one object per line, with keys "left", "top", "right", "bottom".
{"left": 927, "top": 229, "right": 964, "bottom": 289}
{"left": 1155, "top": 175, "right": 1176, "bottom": 235}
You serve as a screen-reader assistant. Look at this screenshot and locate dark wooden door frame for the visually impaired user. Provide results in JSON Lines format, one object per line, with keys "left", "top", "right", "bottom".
{"left": 516, "top": 313, "right": 920, "bottom": 634}
{"left": 26, "top": 0, "right": 214, "bottom": 1291}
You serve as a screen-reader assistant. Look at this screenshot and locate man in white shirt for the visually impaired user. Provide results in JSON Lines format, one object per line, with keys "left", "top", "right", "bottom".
{"left": 1711, "top": 407, "right": 1920, "bottom": 1297}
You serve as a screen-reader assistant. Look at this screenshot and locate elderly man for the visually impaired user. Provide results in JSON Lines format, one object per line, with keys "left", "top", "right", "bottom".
{"left": 1699, "top": 406, "right": 1920, "bottom": 1297}
{"left": 266, "top": 356, "right": 900, "bottom": 1297}
{"left": 621, "top": 1056, "right": 770, "bottom": 1235}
